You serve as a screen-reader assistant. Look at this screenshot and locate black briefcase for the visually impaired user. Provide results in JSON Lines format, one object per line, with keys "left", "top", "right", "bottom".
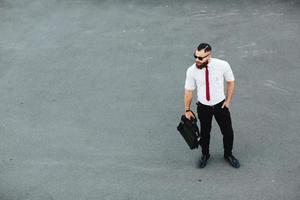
{"left": 177, "top": 111, "right": 201, "bottom": 150}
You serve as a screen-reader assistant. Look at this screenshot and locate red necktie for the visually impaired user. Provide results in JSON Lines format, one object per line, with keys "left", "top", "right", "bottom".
{"left": 205, "top": 67, "right": 210, "bottom": 101}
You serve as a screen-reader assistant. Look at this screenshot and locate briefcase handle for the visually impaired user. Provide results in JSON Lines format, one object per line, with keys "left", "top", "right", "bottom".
{"left": 185, "top": 110, "right": 197, "bottom": 122}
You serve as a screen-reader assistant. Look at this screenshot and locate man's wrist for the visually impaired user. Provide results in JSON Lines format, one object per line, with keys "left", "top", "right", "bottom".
{"left": 185, "top": 109, "right": 191, "bottom": 112}
{"left": 225, "top": 100, "right": 232, "bottom": 104}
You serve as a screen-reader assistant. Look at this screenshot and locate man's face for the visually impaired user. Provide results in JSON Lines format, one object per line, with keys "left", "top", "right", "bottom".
{"left": 194, "top": 49, "right": 211, "bottom": 69}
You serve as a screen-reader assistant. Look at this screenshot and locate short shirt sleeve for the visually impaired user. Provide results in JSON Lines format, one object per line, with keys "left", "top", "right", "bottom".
{"left": 185, "top": 68, "right": 196, "bottom": 90}
{"left": 223, "top": 62, "right": 235, "bottom": 81}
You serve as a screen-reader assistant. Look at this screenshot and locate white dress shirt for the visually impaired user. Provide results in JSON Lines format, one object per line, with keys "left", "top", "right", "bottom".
{"left": 185, "top": 58, "right": 235, "bottom": 106}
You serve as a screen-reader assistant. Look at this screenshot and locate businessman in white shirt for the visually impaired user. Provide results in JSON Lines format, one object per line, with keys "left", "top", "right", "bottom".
{"left": 184, "top": 43, "right": 240, "bottom": 168}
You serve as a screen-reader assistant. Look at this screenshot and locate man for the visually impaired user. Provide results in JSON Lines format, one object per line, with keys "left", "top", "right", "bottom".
{"left": 184, "top": 43, "right": 240, "bottom": 168}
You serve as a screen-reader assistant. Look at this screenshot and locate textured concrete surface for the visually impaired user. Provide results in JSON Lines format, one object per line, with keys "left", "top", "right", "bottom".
{"left": 0, "top": 0, "right": 299, "bottom": 199}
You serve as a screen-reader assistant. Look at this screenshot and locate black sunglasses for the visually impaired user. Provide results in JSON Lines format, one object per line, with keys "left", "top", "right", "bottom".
{"left": 194, "top": 53, "right": 210, "bottom": 61}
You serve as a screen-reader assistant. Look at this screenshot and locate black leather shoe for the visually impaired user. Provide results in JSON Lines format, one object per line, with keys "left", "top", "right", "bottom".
{"left": 224, "top": 155, "right": 240, "bottom": 168}
{"left": 198, "top": 154, "right": 210, "bottom": 168}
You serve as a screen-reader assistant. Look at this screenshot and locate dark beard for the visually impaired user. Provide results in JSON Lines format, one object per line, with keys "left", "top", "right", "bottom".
{"left": 196, "top": 61, "right": 208, "bottom": 69}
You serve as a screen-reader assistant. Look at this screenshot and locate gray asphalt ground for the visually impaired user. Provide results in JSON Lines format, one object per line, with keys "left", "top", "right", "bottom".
{"left": 0, "top": 0, "right": 300, "bottom": 199}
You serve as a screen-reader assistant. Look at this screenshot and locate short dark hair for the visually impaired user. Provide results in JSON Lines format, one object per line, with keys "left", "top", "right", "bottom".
{"left": 197, "top": 43, "right": 212, "bottom": 52}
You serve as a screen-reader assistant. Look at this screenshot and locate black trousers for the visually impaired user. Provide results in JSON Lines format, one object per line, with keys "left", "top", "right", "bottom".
{"left": 196, "top": 100, "right": 234, "bottom": 156}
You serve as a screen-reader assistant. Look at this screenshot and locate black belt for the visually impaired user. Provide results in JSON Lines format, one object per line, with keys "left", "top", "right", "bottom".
{"left": 196, "top": 99, "right": 225, "bottom": 108}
